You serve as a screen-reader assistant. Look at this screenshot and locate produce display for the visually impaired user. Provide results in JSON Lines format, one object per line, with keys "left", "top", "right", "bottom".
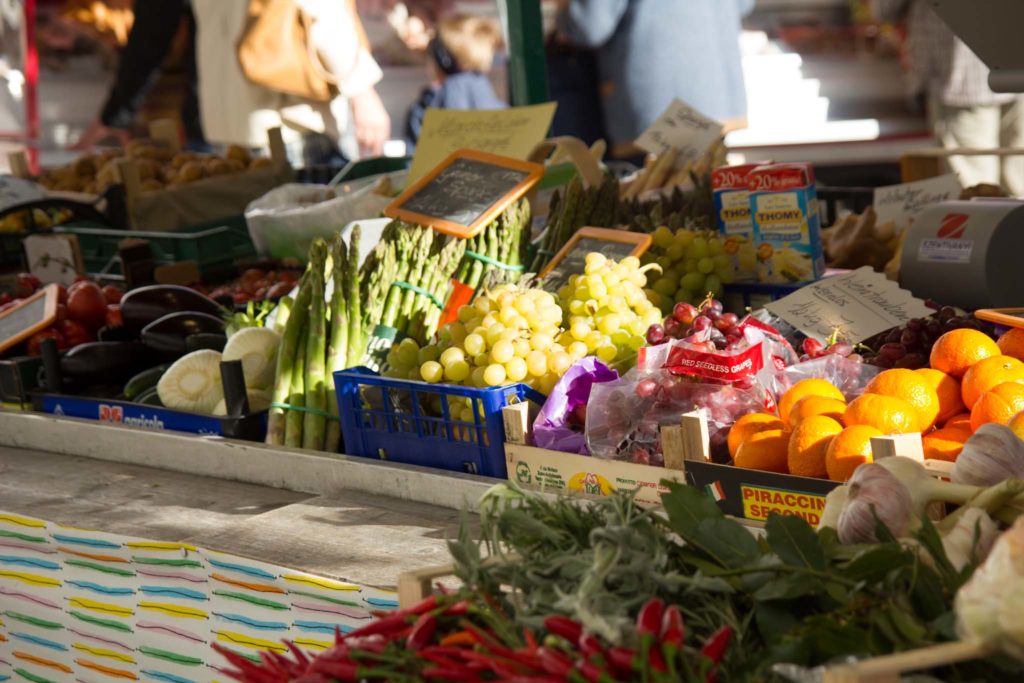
{"left": 214, "top": 480, "right": 1024, "bottom": 682}
{"left": 1, "top": 273, "right": 122, "bottom": 354}
{"left": 640, "top": 226, "right": 735, "bottom": 312}
{"left": 34, "top": 140, "right": 272, "bottom": 194}
{"left": 201, "top": 266, "right": 302, "bottom": 306}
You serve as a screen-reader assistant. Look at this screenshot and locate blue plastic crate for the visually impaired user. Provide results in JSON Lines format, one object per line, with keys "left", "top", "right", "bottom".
{"left": 334, "top": 369, "right": 544, "bottom": 478}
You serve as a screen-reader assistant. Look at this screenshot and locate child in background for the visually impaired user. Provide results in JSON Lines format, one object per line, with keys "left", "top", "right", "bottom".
{"left": 404, "top": 14, "right": 507, "bottom": 152}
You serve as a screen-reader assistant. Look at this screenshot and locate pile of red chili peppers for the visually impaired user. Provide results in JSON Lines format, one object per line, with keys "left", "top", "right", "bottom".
{"left": 213, "top": 593, "right": 732, "bottom": 683}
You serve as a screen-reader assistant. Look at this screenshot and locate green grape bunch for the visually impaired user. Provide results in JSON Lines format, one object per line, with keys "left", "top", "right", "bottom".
{"left": 641, "top": 225, "right": 736, "bottom": 314}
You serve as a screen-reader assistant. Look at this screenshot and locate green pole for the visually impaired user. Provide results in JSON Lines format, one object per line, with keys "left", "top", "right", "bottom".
{"left": 504, "top": 0, "right": 549, "bottom": 106}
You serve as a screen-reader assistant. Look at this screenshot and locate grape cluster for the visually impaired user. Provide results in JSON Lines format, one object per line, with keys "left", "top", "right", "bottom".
{"left": 640, "top": 226, "right": 735, "bottom": 315}
{"left": 798, "top": 337, "right": 859, "bottom": 363}
{"left": 555, "top": 253, "right": 664, "bottom": 366}
{"left": 385, "top": 284, "right": 571, "bottom": 397}
{"left": 861, "top": 305, "right": 997, "bottom": 369}
{"left": 645, "top": 297, "right": 743, "bottom": 352}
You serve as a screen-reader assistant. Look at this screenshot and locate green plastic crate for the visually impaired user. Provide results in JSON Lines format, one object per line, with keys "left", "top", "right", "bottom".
{"left": 55, "top": 216, "right": 257, "bottom": 280}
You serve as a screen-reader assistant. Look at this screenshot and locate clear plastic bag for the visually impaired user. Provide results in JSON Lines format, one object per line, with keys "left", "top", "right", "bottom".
{"left": 244, "top": 182, "right": 392, "bottom": 261}
{"left": 586, "top": 367, "right": 769, "bottom": 465}
{"left": 760, "top": 354, "right": 883, "bottom": 404}
{"left": 533, "top": 358, "right": 618, "bottom": 455}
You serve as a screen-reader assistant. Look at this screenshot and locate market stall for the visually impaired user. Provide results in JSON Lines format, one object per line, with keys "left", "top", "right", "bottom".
{"left": 4, "top": 8, "right": 1024, "bottom": 674}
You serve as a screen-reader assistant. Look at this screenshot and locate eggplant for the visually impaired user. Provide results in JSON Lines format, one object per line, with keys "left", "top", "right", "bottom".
{"left": 60, "top": 341, "right": 158, "bottom": 383}
{"left": 141, "top": 312, "right": 226, "bottom": 355}
{"left": 121, "top": 285, "right": 224, "bottom": 332}
{"left": 186, "top": 332, "right": 228, "bottom": 353}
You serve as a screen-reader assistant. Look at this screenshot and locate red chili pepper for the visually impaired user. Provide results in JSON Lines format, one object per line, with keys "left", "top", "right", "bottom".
{"left": 579, "top": 632, "right": 604, "bottom": 659}
{"left": 410, "top": 594, "right": 439, "bottom": 615}
{"left": 407, "top": 613, "right": 438, "bottom": 651}
{"left": 544, "top": 615, "right": 584, "bottom": 644}
{"left": 606, "top": 646, "right": 636, "bottom": 673}
{"left": 648, "top": 645, "right": 667, "bottom": 673}
{"left": 705, "top": 670, "right": 719, "bottom": 683}
{"left": 523, "top": 628, "right": 539, "bottom": 654}
{"left": 660, "top": 606, "right": 685, "bottom": 647}
{"left": 284, "top": 641, "right": 310, "bottom": 669}
{"left": 636, "top": 598, "right": 665, "bottom": 638}
{"left": 421, "top": 666, "right": 479, "bottom": 682}
{"left": 537, "top": 647, "right": 574, "bottom": 676}
{"left": 309, "top": 660, "right": 360, "bottom": 681}
{"left": 699, "top": 626, "right": 732, "bottom": 665}
{"left": 342, "top": 614, "right": 408, "bottom": 640}
{"left": 575, "top": 659, "right": 604, "bottom": 683}
{"left": 439, "top": 630, "right": 476, "bottom": 648}
{"left": 443, "top": 600, "right": 469, "bottom": 617}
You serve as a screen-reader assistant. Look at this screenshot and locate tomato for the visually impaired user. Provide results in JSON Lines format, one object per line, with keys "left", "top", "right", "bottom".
{"left": 105, "top": 304, "right": 123, "bottom": 328}
{"left": 241, "top": 268, "right": 265, "bottom": 283}
{"left": 66, "top": 281, "right": 108, "bottom": 331}
{"left": 101, "top": 285, "right": 123, "bottom": 304}
{"left": 232, "top": 292, "right": 251, "bottom": 304}
{"left": 15, "top": 273, "right": 41, "bottom": 299}
{"left": 267, "top": 282, "right": 293, "bottom": 299}
{"left": 56, "top": 285, "right": 68, "bottom": 304}
{"left": 27, "top": 328, "right": 66, "bottom": 356}
{"left": 59, "top": 319, "right": 95, "bottom": 348}
{"left": 0, "top": 293, "right": 12, "bottom": 306}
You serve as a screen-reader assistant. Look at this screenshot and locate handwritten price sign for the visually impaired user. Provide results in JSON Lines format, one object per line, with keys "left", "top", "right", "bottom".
{"left": 764, "top": 267, "right": 933, "bottom": 344}
{"left": 873, "top": 174, "right": 961, "bottom": 226}
{"left": 635, "top": 99, "right": 722, "bottom": 162}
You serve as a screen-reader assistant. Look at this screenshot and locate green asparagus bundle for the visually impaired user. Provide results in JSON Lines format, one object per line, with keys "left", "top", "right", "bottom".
{"left": 345, "top": 226, "right": 362, "bottom": 368}
{"left": 324, "top": 233, "right": 349, "bottom": 453}
{"left": 301, "top": 240, "right": 328, "bottom": 450}
{"left": 284, "top": 320, "right": 307, "bottom": 449}
{"left": 266, "top": 268, "right": 313, "bottom": 445}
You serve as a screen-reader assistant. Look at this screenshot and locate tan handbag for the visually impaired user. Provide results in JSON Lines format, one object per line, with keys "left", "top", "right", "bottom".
{"left": 237, "top": 0, "right": 337, "bottom": 102}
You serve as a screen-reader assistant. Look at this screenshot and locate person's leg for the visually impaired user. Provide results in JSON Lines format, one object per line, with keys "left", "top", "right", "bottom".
{"left": 932, "top": 99, "right": 1000, "bottom": 187}
{"left": 999, "top": 97, "right": 1024, "bottom": 196}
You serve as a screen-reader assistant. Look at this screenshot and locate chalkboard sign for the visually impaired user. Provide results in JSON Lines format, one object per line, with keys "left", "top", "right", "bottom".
{"left": 539, "top": 228, "right": 653, "bottom": 293}
{"left": 0, "top": 284, "right": 59, "bottom": 353}
{"left": 385, "top": 149, "right": 543, "bottom": 238}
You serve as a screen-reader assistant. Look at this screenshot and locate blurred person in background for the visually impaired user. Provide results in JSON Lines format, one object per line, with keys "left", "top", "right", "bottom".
{"left": 193, "top": 0, "right": 390, "bottom": 162}
{"left": 404, "top": 13, "right": 506, "bottom": 153}
{"left": 874, "top": 0, "right": 1024, "bottom": 194}
{"left": 73, "top": 0, "right": 205, "bottom": 150}
{"left": 555, "top": 0, "right": 753, "bottom": 160}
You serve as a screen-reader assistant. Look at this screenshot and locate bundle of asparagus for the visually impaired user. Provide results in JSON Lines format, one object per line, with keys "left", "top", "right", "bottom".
{"left": 619, "top": 138, "right": 726, "bottom": 200}
{"left": 266, "top": 229, "right": 361, "bottom": 451}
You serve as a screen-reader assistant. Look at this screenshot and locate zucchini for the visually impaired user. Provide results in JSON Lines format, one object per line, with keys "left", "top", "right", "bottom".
{"left": 124, "top": 364, "right": 170, "bottom": 401}
{"left": 135, "top": 387, "right": 164, "bottom": 406}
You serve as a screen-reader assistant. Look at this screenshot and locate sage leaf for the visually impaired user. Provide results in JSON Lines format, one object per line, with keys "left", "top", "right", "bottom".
{"left": 661, "top": 480, "right": 723, "bottom": 540}
{"left": 765, "top": 514, "right": 825, "bottom": 570}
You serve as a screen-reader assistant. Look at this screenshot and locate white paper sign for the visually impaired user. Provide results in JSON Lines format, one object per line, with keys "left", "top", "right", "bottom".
{"left": 0, "top": 174, "right": 43, "bottom": 211}
{"left": 764, "top": 267, "right": 934, "bottom": 344}
{"left": 635, "top": 99, "right": 722, "bottom": 161}
{"left": 873, "top": 174, "right": 961, "bottom": 226}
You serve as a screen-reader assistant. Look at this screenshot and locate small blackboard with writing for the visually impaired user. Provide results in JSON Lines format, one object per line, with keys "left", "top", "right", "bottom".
{"left": 0, "top": 284, "right": 59, "bottom": 353}
{"left": 539, "top": 228, "right": 653, "bottom": 293}
{"left": 385, "top": 149, "right": 543, "bottom": 239}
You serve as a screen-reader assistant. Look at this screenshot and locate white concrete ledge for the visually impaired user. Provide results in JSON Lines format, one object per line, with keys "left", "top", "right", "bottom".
{"left": 0, "top": 411, "right": 495, "bottom": 512}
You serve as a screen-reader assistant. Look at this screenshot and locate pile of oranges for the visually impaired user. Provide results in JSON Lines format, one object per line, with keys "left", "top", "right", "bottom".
{"left": 730, "top": 326, "right": 1024, "bottom": 482}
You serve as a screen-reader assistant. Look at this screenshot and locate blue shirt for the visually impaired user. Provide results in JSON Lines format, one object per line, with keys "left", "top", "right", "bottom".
{"left": 405, "top": 72, "right": 507, "bottom": 152}
{"left": 559, "top": 0, "right": 753, "bottom": 146}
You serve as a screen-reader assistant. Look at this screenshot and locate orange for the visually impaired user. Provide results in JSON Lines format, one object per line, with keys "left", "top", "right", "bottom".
{"left": 915, "top": 368, "right": 965, "bottom": 425}
{"left": 960, "top": 355, "right": 1024, "bottom": 409}
{"left": 945, "top": 413, "right": 973, "bottom": 431}
{"left": 728, "top": 413, "right": 785, "bottom": 459}
{"left": 929, "top": 329, "right": 1000, "bottom": 378}
{"left": 863, "top": 369, "right": 941, "bottom": 430}
{"left": 778, "top": 379, "right": 845, "bottom": 427}
{"left": 998, "top": 328, "right": 1024, "bottom": 362}
{"left": 970, "top": 382, "right": 1024, "bottom": 431}
{"left": 921, "top": 427, "right": 971, "bottom": 462}
{"left": 788, "top": 395, "right": 847, "bottom": 428}
{"left": 844, "top": 393, "right": 921, "bottom": 434}
{"left": 734, "top": 429, "right": 790, "bottom": 473}
{"left": 787, "top": 416, "right": 843, "bottom": 478}
{"left": 825, "top": 425, "right": 882, "bottom": 482}
{"left": 1009, "top": 412, "right": 1024, "bottom": 441}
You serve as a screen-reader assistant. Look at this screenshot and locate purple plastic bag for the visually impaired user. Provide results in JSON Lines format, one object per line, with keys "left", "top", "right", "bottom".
{"left": 533, "top": 357, "right": 619, "bottom": 455}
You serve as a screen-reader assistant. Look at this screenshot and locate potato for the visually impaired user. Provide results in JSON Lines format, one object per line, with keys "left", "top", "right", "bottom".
{"left": 224, "top": 159, "right": 245, "bottom": 173}
{"left": 204, "top": 158, "right": 231, "bottom": 176}
{"left": 172, "top": 152, "right": 198, "bottom": 169}
{"left": 73, "top": 155, "right": 98, "bottom": 178}
{"left": 177, "top": 161, "right": 204, "bottom": 182}
{"left": 226, "top": 144, "right": 251, "bottom": 165}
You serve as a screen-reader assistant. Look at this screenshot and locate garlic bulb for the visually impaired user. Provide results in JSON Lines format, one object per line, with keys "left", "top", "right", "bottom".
{"left": 953, "top": 424, "right": 1024, "bottom": 487}
{"left": 837, "top": 463, "right": 914, "bottom": 544}
{"left": 818, "top": 485, "right": 849, "bottom": 531}
{"left": 876, "top": 456, "right": 981, "bottom": 515}
{"left": 957, "top": 517, "right": 1024, "bottom": 656}
{"left": 941, "top": 508, "right": 999, "bottom": 572}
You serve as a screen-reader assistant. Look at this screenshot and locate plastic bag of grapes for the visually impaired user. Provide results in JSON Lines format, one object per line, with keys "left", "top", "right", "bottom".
{"left": 586, "top": 367, "right": 768, "bottom": 465}
{"left": 761, "top": 354, "right": 883, "bottom": 405}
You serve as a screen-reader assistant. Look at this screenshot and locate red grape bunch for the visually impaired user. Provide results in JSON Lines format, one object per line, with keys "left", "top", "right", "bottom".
{"left": 645, "top": 295, "right": 742, "bottom": 352}
{"left": 860, "top": 305, "right": 996, "bottom": 370}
